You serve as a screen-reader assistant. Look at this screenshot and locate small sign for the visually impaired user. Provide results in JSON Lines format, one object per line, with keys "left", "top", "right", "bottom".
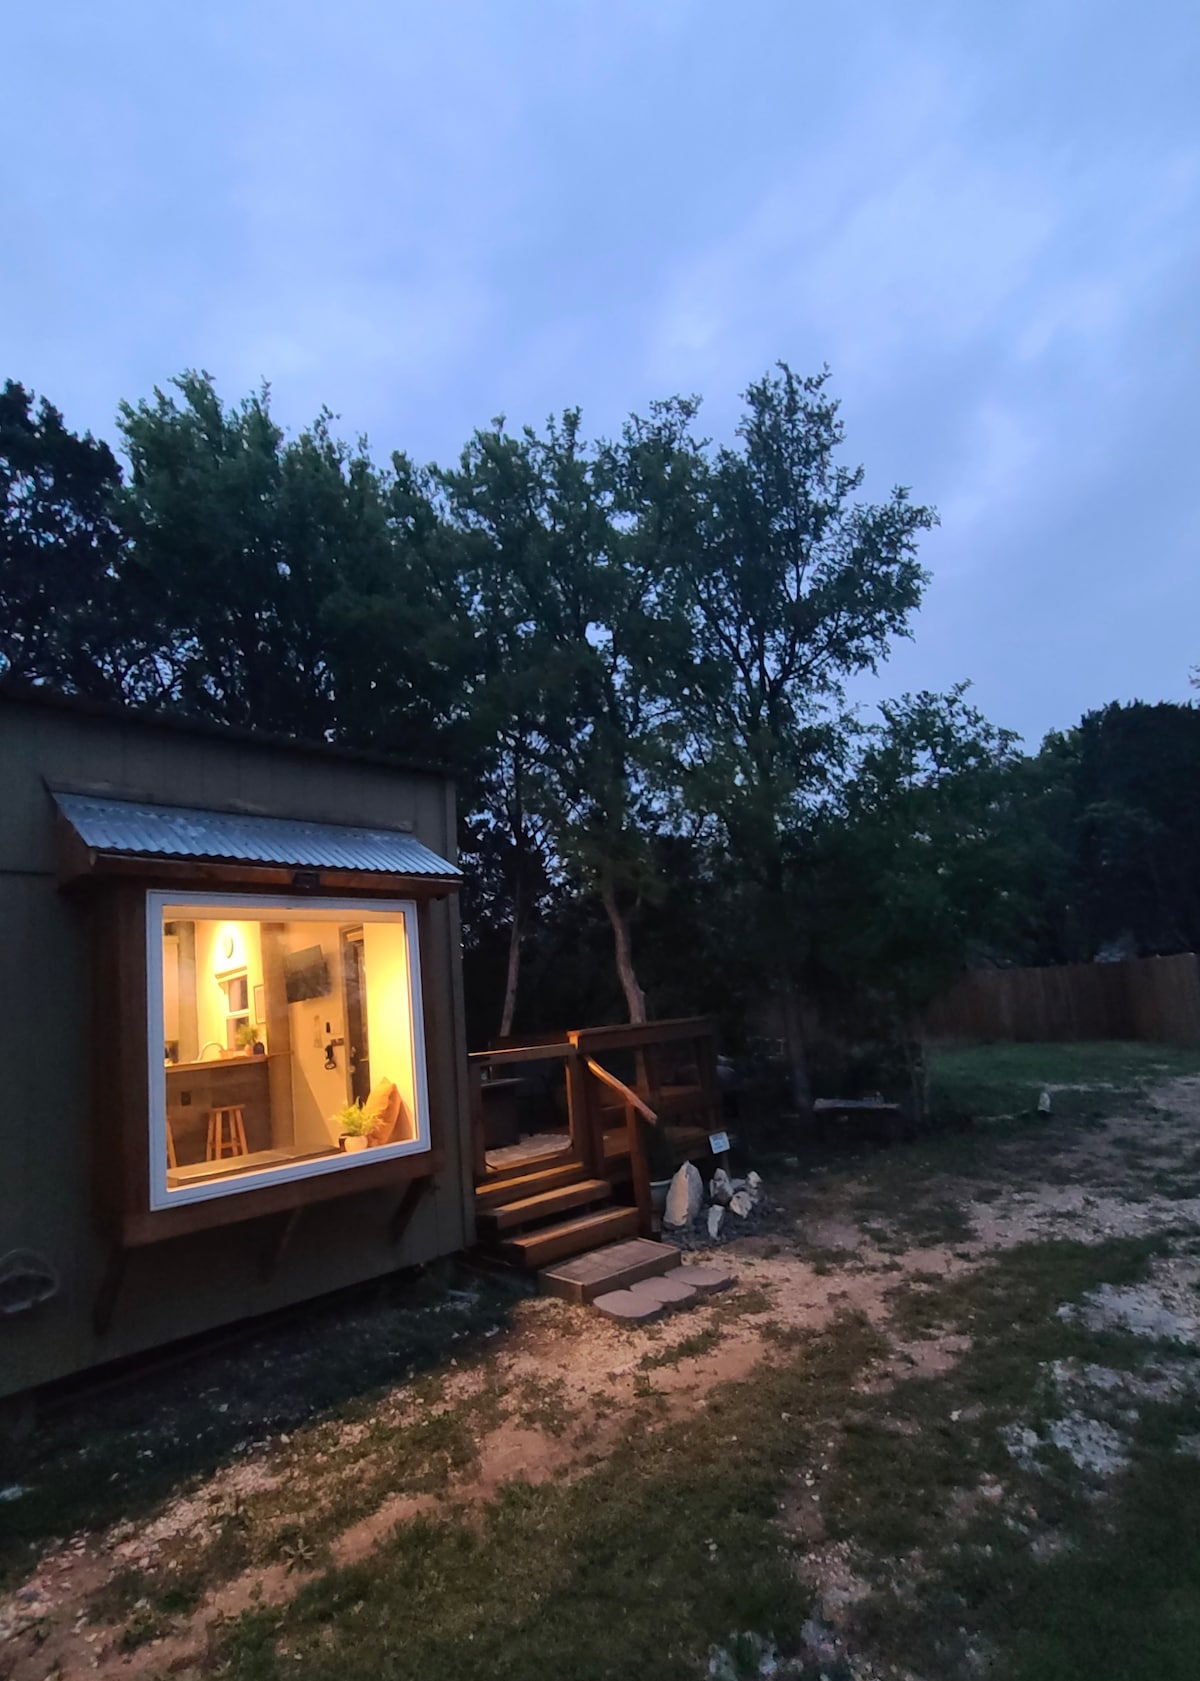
{"left": 708, "top": 1130, "right": 730, "bottom": 1156}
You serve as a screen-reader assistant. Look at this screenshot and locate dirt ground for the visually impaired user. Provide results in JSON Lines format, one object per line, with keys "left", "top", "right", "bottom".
{"left": 4, "top": 1055, "right": 1200, "bottom": 1681}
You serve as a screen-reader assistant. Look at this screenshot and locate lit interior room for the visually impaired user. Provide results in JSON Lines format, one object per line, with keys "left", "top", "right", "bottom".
{"left": 158, "top": 901, "right": 423, "bottom": 1195}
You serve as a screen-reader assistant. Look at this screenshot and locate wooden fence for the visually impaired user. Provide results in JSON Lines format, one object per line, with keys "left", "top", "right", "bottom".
{"left": 925, "top": 954, "right": 1200, "bottom": 1046}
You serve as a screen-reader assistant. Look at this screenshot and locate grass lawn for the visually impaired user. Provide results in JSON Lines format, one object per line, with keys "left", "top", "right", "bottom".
{"left": 4, "top": 1040, "right": 1200, "bottom": 1681}
{"left": 926, "top": 1037, "right": 1200, "bottom": 1121}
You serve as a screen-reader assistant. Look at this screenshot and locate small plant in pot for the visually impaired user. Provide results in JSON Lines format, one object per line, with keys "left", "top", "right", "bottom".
{"left": 236, "top": 1022, "right": 265, "bottom": 1056}
{"left": 333, "top": 1100, "right": 373, "bottom": 1153}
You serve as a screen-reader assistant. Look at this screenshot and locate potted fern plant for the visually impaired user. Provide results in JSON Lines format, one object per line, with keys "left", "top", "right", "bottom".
{"left": 333, "top": 1100, "right": 373, "bottom": 1153}
{"left": 236, "top": 1022, "right": 265, "bottom": 1056}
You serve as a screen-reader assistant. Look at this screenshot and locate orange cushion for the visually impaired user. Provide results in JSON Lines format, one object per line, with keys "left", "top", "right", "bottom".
{"left": 363, "top": 1077, "right": 401, "bottom": 1147}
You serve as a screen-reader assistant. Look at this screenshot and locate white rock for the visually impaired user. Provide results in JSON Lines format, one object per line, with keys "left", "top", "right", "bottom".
{"left": 707, "top": 1204, "right": 725, "bottom": 1240}
{"left": 664, "top": 1161, "right": 704, "bottom": 1227}
{"left": 747, "top": 1170, "right": 764, "bottom": 1203}
{"left": 1038, "top": 1089, "right": 1052, "bottom": 1114}
{"left": 729, "top": 1189, "right": 753, "bottom": 1218}
{"left": 710, "top": 1168, "right": 733, "bottom": 1205}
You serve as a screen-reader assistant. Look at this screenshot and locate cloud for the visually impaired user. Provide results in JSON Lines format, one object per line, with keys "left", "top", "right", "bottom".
{"left": 3, "top": 0, "right": 1198, "bottom": 745}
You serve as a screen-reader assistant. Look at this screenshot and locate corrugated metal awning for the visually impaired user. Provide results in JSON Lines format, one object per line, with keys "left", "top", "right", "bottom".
{"left": 53, "top": 792, "right": 461, "bottom": 882}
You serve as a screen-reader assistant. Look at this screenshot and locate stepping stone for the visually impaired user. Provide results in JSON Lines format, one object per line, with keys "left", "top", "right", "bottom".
{"left": 592, "top": 1287, "right": 665, "bottom": 1323}
{"left": 636, "top": 1274, "right": 698, "bottom": 1308}
{"left": 541, "top": 1237, "right": 681, "bottom": 1304}
{"left": 679, "top": 1265, "right": 735, "bottom": 1295}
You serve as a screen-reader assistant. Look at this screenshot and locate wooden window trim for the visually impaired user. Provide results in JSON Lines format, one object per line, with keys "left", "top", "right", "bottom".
{"left": 90, "top": 878, "right": 448, "bottom": 1249}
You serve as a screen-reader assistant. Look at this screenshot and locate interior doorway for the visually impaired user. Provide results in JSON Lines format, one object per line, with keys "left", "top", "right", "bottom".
{"left": 341, "top": 927, "right": 371, "bottom": 1105}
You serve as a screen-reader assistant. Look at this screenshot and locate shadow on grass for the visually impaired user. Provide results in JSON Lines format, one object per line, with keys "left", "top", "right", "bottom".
{"left": 0, "top": 1265, "right": 520, "bottom": 1591}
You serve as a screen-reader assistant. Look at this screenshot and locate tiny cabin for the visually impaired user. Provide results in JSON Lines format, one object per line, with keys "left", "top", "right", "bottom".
{"left": 0, "top": 686, "right": 471, "bottom": 1401}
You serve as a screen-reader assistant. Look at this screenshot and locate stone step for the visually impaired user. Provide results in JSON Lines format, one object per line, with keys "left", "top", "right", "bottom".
{"left": 475, "top": 1160, "right": 586, "bottom": 1212}
{"left": 539, "top": 1236, "right": 682, "bottom": 1304}
{"left": 503, "top": 1206, "right": 640, "bottom": 1270}
{"left": 477, "top": 1178, "right": 611, "bottom": 1234}
{"left": 592, "top": 1261, "right": 735, "bottom": 1322}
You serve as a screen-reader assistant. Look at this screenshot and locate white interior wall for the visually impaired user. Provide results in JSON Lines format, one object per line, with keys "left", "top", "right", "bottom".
{"left": 162, "top": 934, "right": 180, "bottom": 1044}
{"left": 361, "top": 919, "right": 417, "bottom": 1141}
{"left": 283, "top": 922, "right": 350, "bottom": 1150}
{"left": 191, "top": 917, "right": 265, "bottom": 1054}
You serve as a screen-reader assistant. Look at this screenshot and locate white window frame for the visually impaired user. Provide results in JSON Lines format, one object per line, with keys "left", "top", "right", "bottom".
{"left": 145, "top": 890, "right": 432, "bottom": 1209}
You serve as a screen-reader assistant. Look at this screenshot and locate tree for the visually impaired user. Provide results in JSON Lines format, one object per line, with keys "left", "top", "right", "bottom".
{"left": 0, "top": 380, "right": 130, "bottom": 694}
{"left": 1024, "top": 702, "right": 1200, "bottom": 959}
{"left": 442, "top": 406, "right": 696, "bottom": 1024}
{"left": 438, "top": 418, "right": 577, "bottom": 1037}
{"left": 118, "top": 374, "right": 342, "bottom": 736}
{"left": 676, "top": 365, "right": 936, "bottom": 1101}
{"left": 803, "top": 685, "right": 1026, "bottom": 1107}
{"left": 319, "top": 448, "right": 476, "bottom": 766}
{"left": 458, "top": 744, "right": 556, "bottom": 1040}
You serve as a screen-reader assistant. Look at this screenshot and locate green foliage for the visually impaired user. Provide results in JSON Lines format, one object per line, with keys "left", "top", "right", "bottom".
{"left": 235, "top": 1021, "right": 261, "bottom": 1050}
{"left": 671, "top": 366, "right": 937, "bottom": 1092}
{"left": 332, "top": 1101, "right": 373, "bottom": 1138}
{"left": 3, "top": 360, "right": 1023, "bottom": 1055}
{"left": 801, "top": 683, "right": 1030, "bottom": 1091}
{"left": 19, "top": 359, "right": 1200, "bottom": 1058}
{"left": 441, "top": 401, "right": 700, "bottom": 1022}
{"left": 1023, "top": 700, "right": 1200, "bottom": 961}
{"left": 678, "top": 367, "right": 934, "bottom": 857}
{"left": 0, "top": 379, "right": 133, "bottom": 693}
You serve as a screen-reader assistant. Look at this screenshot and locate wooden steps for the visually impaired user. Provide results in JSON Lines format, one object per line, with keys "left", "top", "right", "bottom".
{"left": 540, "top": 1236, "right": 682, "bottom": 1304}
{"left": 500, "top": 1205, "right": 639, "bottom": 1269}
{"left": 474, "top": 1160, "right": 586, "bottom": 1212}
{"left": 478, "top": 1177, "right": 611, "bottom": 1234}
{"left": 475, "top": 1151, "right": 657, "bottom": 1277}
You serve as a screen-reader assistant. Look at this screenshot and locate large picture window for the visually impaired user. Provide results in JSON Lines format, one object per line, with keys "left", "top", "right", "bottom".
{"left": 147, "top": 892, "right": 430, "bottom": 1208}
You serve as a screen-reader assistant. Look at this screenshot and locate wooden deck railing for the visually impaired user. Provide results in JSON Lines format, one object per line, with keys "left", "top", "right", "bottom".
{"left": 469, "top": 1017, "right": 720, "bottom": 1237}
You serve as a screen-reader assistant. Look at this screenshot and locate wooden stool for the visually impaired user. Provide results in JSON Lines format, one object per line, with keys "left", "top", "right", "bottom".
{"left": 208, "top": 1106, "right": 248, "bottom": 1161}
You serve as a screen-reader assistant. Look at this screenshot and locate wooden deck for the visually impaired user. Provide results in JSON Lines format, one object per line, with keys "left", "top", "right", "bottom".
{"left": 484, "top": 1132, "right": 571, "bottom": 1171}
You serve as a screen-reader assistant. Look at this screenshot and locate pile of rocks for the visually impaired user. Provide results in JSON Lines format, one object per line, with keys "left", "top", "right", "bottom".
{"left": 661, "top": 1162, "right": 765, "bottom": 1247}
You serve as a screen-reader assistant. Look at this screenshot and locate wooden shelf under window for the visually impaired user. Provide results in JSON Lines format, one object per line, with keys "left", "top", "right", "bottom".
{"left": 121, "top": 1147, "right": 445, "bottom": 1247}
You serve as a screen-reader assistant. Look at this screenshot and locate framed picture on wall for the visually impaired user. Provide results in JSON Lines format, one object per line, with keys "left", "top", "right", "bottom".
{"left": 253, "top": 984, "right": 266, "bottom": 1025}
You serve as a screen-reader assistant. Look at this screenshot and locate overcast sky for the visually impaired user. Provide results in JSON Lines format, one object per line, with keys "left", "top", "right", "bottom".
{"left": 4, "top": 0, "right": 1198, "bottom": 749}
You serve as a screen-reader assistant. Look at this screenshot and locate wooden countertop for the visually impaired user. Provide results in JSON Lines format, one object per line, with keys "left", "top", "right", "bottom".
{"left": 166, "top": 1054, "right": 283, "bottom": 1074}
{"left": 168, "top": 1145, "right": 338, "bottom": 1185}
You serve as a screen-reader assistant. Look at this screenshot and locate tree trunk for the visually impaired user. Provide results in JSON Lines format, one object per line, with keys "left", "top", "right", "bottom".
{"left": 601, "top": 882, "right": 647, "bottom": 1024}
{"left": 779, "top": 978, "right": 812, "bottom": 1112}
{"left": 497, "top": 913, "right": 523, "bottom": 1041}
{"left": 904, "top": 1017, "right": 930, "bottom": 1130}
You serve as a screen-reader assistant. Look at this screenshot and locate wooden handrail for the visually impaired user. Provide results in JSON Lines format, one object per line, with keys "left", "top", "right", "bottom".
{"left": 586, "top": 1059, "right": 656, "bottom": 1237}
{"left": 469, "top": 1042, "right": 575, "bottom": 1065}
{"left": 571, "top": 1016, "right": 712, "bottom": 1049}
{"left": 469, "top": 1019, "right": 717, "bottom": 1232}
{"left": 585, "top": 1059, "right": 658, "bottom": 1124}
